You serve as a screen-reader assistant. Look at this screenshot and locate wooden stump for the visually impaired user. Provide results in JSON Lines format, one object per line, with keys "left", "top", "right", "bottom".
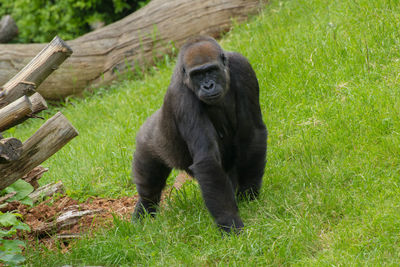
{"left": 0, "top": 138, "right": 23, "bottom": 163}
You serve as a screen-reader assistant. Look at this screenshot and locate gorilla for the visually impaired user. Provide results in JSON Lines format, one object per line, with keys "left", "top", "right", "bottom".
{"left": 132, "top": 36, "right": 267, "bottom": 233}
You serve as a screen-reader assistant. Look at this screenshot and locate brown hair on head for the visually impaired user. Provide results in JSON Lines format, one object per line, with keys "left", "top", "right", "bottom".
{"left": 180, "top": 36, "right": 223, "bottom": 69}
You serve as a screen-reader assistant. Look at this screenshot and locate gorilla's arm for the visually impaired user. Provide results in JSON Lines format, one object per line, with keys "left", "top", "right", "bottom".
{"left": 175, "top": 93, "right": 243, "bottom": 232}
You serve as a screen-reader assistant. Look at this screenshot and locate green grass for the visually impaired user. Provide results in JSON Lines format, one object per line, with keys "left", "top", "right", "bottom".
{"left": 8, "top": 0, "right": 400, "bottom": 265}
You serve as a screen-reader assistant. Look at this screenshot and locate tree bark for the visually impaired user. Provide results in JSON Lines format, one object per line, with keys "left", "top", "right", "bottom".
{"left": 0, "top": 0, "right": 263, "bottom": 100}
{"left": 0, "top": 112, "right": 78, "bottom": 190}
{"left": 0, "top": 15, "right": 18, "bottom": 43}
{"left": 0, "top": 36, "right": 72, "bottom": 108}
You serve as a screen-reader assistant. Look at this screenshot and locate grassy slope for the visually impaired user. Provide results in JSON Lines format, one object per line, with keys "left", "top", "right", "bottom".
{"left": 14, "top": 0, "right": 400, "bottom": 265}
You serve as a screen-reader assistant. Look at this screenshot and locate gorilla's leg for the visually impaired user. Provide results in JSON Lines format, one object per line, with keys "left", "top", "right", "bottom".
{"left": 132, "top": 146, "right": 171, "bottom": 219}
{"left": 237, "top": 128, "right": 267, "bottom": 200}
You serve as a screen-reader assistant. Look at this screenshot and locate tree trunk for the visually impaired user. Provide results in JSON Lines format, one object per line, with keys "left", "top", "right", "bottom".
{"left": 0, "top": 112, "right": 78, "bottom": 190}
{"left": 0, "top": 0, "right": 263, "bottom": 100}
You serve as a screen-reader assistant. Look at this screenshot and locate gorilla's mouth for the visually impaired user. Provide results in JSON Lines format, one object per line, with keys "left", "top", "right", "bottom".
{"left": 206, "top": 92, "right": 221, "bottom": 99}
{"left": 201, "top": 93, "right": 223, "bottom": 105}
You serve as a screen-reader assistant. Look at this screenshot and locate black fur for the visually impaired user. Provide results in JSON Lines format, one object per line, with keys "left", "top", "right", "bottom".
{"left": 132, "top": 36, "right": 267, "bottom": 233}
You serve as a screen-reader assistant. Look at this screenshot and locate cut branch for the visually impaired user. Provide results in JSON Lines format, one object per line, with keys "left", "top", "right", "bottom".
{"left": 0, "top": 0, "right": 263, "bottom": 100}
{"left": 29, "top": 181, "right": 64, "bottom": 203}
{"left": 0, "top": 93, "right": 48, "bottom": 131}
{"left": 29, "top": 92, "right": 48, "bottom": 114}
{"left": 0, "top": 191, "right": 16, "bottom": 205}
{"left": 22, "top": 166, "right": 49, "bottom": 189}
{"left": 0, "top": 95, "right": 32, "bottom": 132}
{"left": 33, "top": 208, "right": 102, "bottom": 236}
{"left": 0, "top": 36, "right": 72, "bottom": 107}
{"left": 0, "top": 137, "right": 23, "bottom": 163}
{"left": 0, "top": 112, "right": 78, "bottom": 190}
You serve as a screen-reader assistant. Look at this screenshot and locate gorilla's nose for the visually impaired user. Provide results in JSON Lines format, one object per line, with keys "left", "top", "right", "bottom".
{"left": 203, "top": 81, "right": 215, "bottom": 90}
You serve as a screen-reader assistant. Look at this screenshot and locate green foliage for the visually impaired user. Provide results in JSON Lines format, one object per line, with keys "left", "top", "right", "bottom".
{"left": 7, "top": 0, "right": 400, "bottom": 265}
{"left": 0, "top": 212, "right": 30, "bottom": 266}
{"left": 0, "top": 0, "right": 150, "bottom": 43}
{"left": 2, "top": 180, "right": 34, "bottom": 206}
{"left": 0, "top": 180, "right": 33, "bottom": 266}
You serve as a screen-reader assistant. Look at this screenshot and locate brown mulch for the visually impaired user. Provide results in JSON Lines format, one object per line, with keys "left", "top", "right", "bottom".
{"left": 2, "top": 172, "right": 192, "bottom": 252}
{"left": 3, "top": 195, "right": 138, "bottom": 251}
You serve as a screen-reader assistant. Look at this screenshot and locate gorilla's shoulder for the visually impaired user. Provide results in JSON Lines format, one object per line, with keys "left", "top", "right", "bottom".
{"left": 226, "top": 51, "right": 255, "bottom": 74}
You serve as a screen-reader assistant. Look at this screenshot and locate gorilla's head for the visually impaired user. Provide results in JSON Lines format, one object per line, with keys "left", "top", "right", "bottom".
{"left": 179, "top": 36, "right": 230, "bottom": 105}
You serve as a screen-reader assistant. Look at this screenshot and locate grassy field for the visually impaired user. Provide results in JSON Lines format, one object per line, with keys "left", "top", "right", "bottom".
{"left": 9, "top": 0, "right": 400, "bottom": 265}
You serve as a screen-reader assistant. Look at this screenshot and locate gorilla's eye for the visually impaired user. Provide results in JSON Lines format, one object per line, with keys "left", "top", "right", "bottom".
{"left": 190, "top": 70, "right": 205, "bottom": 81}
{"left": 221, "top": 53, "right": 227, "bottom": 65}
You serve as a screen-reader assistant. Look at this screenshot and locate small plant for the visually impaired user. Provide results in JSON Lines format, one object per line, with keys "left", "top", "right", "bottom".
{"left": 1, "top": 180, "right": 34, "bottom": 207}
{"left": 0, "top": 180, "right": 34, "bottom": 266}
{"left": 0, "top": 212, "right": 30, "bottom": 266}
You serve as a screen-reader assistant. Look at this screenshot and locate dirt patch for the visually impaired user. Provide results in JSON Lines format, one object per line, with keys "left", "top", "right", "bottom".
{"left": 2, "top": 172, "right": 192, "bottom": 252}
{"left": 3, "top": 195, "right": 138, "bottom": 251}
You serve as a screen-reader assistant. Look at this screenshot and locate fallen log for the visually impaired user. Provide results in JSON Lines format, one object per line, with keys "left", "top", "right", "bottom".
{"left": 0, "top": 15, "right": 18, "bottom": 43}
{"left": 0, "top": 36, "right": 72, "bottom": 108}
{"left": 29, "top": 181, "right": 64, "bottom": 203}
{"left": 0, "top": 137, "right": 23, "bottom": 163}
{"left": 0, "top": 112, "right": 78, "bottom": 190}
{"left": 34, "top": 208, "right": 102, "bottom": 236}
{"left": 0, "top": 0, "right": 263, "bottom": 100}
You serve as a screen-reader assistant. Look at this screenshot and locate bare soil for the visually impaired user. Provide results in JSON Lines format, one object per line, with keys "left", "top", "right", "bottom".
{"left": 2, "top": 172, "right": 192, "bottom": 252}
{"left": 3, "top": 195, "right": 138, "bottom": 251}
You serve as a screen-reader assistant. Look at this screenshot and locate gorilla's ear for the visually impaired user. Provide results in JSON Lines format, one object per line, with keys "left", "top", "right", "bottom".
{"left": 221, "top": 53, "right": 227, "bottom": 66}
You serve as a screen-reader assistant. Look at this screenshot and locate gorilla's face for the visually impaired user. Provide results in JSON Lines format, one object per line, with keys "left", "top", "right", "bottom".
{"left": 183, "top": 41, "right": 230, "bottom": 105}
